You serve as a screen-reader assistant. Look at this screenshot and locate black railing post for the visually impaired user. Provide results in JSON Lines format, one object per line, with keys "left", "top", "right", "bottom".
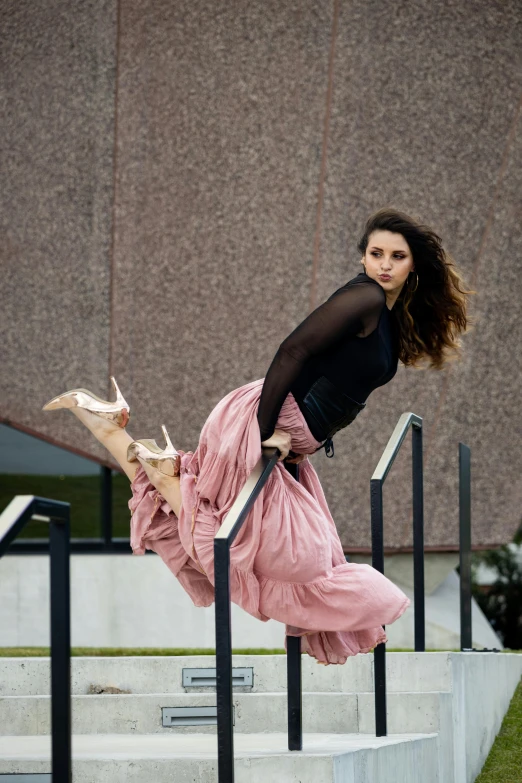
{"left": 370, "top": 477, "right": 387, "bottom": 736}
{"left": 412, "top": 422, "right": 425, "bottom": 651}
{"left": 0, "top": 496, "right": 72, "bottom": 782}
{"left": 214, "top": 539, "right": 234, "bottom": 782}
{"left": 284, "top": 460, "right": 303, "bottom": 751}
{"left": 369, "top": 412, "right": 424, "bottom": 737}
{"left": 459, "top": 442, "right": 472, "bottom": 650}
{"left": 100, "top": 465, "right": 113, "bottom": 546}
{"left": 214, "top": 448, "right": 280, "bottom": 783}
{"left": 286, "top": 635, "right": 302, "bottom": 749}
{"left": 49, "top": 505, "right": 72, "bottom": 782}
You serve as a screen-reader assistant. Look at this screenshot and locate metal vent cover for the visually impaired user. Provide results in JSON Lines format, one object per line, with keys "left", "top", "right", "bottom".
{"left": 162, "top": 705, "right": 235, "bottom": 727}
{"left": 182, "top": 667, "right": 253, "bottom": 688}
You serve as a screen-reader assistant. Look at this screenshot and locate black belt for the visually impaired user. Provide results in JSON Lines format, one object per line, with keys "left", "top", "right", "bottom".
{"left": 299, "top": 375, "right": 366, "bottom": 458}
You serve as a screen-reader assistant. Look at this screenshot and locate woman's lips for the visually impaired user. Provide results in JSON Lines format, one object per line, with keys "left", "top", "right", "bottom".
{"left": 379, "top": 275, "right": 392, "bottom": 280}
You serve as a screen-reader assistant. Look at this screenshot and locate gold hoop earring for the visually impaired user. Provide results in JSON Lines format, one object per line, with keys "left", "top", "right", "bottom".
{"left": 409, "top": 271, "right": 418, "bottom": 292}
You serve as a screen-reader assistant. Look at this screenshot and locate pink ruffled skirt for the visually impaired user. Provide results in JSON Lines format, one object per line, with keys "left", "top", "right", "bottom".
{"left": 129, "top": 378, "right": 410, "bottom": 664}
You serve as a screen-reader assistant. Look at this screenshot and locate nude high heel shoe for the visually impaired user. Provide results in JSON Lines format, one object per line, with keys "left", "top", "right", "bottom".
{"left": 127, "top": 424, "right": 181, "bottom": 477}
{"left": 42, "top": 376, "right": 130, "bottom": 428}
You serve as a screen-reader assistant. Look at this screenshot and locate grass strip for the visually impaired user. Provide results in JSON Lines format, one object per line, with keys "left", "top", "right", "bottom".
{"left": 2, "top": 647, "right": 520, "bottom": 657}
{"left": 475, "top": 677, "right": 522, "bottom": 783}
{"left": 0, "top": 647, "right": 287, "bottom": 657}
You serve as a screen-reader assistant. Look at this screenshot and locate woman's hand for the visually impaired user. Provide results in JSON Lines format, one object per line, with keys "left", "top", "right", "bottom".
{"left": 261, "top": 428, "right": 292, "bottom": 461}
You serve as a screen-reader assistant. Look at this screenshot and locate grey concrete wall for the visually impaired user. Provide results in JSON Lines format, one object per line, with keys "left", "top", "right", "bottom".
{"left": 1, "top": 0, "right": 521, "bottom": 550}
{"left": 0, "top": 553, "right": 502, "bottom": 650}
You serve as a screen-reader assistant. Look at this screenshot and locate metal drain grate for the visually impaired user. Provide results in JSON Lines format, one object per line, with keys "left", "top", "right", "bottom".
{"left": 182, "top": 667, "right": 253, "bottom": 688}
{"left": 162, "top": 705, "right": 235, "bottom": 727}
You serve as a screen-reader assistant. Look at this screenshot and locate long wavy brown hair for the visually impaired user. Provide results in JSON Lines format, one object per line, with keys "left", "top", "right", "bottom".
{"left": 357, "top": 207, "right": 476, "bottom": 370}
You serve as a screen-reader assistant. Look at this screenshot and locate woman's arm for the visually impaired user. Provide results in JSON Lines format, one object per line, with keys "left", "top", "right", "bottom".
{"left": 257, "top": 280, "right": 385, "bottom": 443}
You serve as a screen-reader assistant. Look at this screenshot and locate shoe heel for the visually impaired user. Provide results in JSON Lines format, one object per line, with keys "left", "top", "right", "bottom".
{"left": 111, "top": 376, "right": 127, "bottom": 406}
{"left": 159, "top": 425, "right": 180, "bottom": 476}
{"left": 161, "top": 425, "right": 175, "bottom": 451}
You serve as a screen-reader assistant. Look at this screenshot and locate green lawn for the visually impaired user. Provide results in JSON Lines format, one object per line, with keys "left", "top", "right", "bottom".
{"left": 0, "top": 473, "right": 132, "bottom": 538}
{"left": 475, "top": 677, "right": 522, "bottom": 783}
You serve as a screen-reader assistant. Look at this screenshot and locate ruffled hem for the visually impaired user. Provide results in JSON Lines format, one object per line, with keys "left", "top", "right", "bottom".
{"left": 285, "top": 626, "right": 389, "bottom": 665}
{"left": 128, "top": 464, "right": 179, "bottom": 556}
{"left": 255, "top": 564, "right": 411, "bottom": 632}
{"left": 225, "top": 564, "right": 411, "bottom": 665}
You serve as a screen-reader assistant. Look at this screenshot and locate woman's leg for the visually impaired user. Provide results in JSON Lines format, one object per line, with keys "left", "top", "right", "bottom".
{"left": 135, "top": 458, "right": 183, "bottom": 518}
{"left": 70, "top": 407, "right": 183, "bottom": 515}
{"left": 69, "top": 407, "right": 138, "bottom": 481}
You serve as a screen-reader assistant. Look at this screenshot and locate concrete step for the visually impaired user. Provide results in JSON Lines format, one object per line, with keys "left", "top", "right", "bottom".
{"left": 0, "top": 652, "right": 454, "bottom": 696}
{"left": 0, "top": 690, "right": 451, "bottom": 737}
{"left": 1, "top": 653, "right": 520, "bottom": 783}
{"left": 0, "top": 732, "right": 440, "bottom": 783}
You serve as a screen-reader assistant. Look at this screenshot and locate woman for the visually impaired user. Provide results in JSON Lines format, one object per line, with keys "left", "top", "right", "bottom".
{"left": 42, "top": 207, "right": 474, "bottom": 664}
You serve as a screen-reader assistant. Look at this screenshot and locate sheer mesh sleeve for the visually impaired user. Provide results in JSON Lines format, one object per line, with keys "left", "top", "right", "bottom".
{"left": 257, "top": 280, "right": 386, "bottom": 442}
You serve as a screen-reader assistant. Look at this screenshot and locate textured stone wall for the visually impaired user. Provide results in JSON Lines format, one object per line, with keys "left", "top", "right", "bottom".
{"left": 1, "top": 0, "right": 521, "bottom": 550}
{"left": 1, "top": 0, "right": 116, "bottom": 460}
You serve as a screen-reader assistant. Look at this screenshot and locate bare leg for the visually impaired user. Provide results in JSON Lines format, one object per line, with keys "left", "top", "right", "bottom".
{"left": 69, "top": 408, "right": 138, "bottom": 482}
{"left": 136, "top": 456, "right": 183, "bottom": 518}
{"left": 69, "top": 408, "right": 183, "bottom": 515}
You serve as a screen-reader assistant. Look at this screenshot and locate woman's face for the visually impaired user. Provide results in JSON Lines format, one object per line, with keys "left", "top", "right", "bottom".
{"left": 360, "top": 230, "right": 415, "bottom": 305}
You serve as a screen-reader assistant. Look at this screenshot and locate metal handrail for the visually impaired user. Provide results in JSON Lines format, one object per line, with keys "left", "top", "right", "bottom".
{"left": 0, "top": 495, "right": 72, "bottom": 782}
{"left": 458, "top": 442, "right": 500, "bottom": 654}
{"left": 214, "top": 410, "right": 426, "bottom": 772}
{"left": 370, "top": 411, "right": 425, "bottom": 736}
{"left": 214, "top": 447, "right": 303, "bottom": 783}
{"left": 8, "top": 537, "right": 134, "bottom": 553}
{"left": 459, "top": 443, "right": 472, "bottom": 650}
{"left": 7, "top": 464, "right": 117, "bottom": 553}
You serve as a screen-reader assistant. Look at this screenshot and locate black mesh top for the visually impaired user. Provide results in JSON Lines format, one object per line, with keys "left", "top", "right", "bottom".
{"left": 257, "top": 272, "right": 400, "bottom": 443}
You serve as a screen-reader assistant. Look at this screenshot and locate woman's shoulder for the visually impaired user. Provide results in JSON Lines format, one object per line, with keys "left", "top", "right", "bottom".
{"left": 328, "top": 271, "right": 386, "bottom": 302}
{"left": 344, "top": 271, "right": 385, "bottom": 290}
